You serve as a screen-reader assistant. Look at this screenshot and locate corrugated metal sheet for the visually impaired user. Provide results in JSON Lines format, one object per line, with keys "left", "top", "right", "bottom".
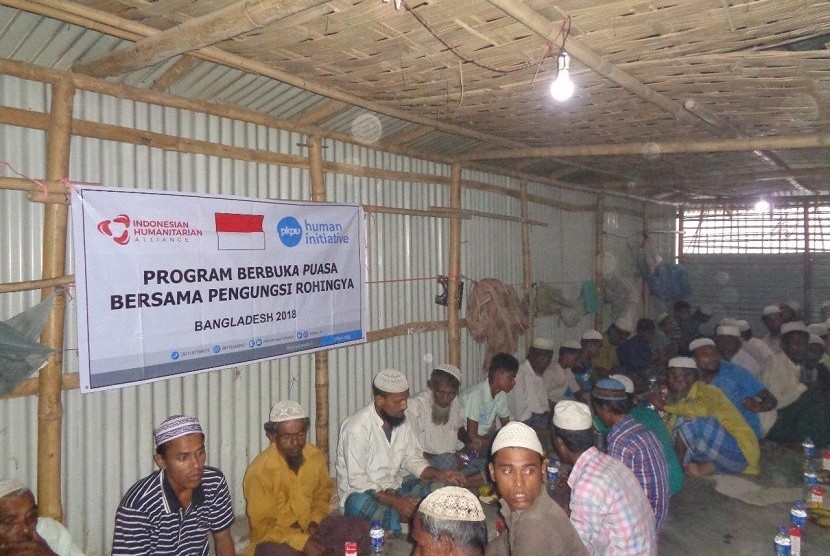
{"left": 1, "top": 71, "right": 618, "bottom": 554}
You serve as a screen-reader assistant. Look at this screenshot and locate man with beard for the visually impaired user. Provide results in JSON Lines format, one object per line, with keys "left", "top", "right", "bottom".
{"left": 112, "top": 415, "right": 235, "bottom": 556}
{"left": 761, "top": 305, "right": 784, "bottom": 353}
{"left": 507, "top": 338, "right": 555, "bottom": 443}
{"left": 651, "top": 358, "right": 759, "bottom": 477}
{"left": 336, "top": 369, "right": 465, "bottom": 536}
{"left": 407, "top": 364, "right": 486, "bottom": 488}
{"left": 243, "top": 401, "right": 368, "bottom": 556}
{"left": 0, "top": 480, "right": 83, "bottom": 556}
{"left": 759, "top": 322, "right": 830, "bottom": 448}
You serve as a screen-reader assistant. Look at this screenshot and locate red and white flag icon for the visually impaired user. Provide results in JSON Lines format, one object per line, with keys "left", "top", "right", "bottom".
{"left": 215, "top": 213, "right": 265, "bottom": 250}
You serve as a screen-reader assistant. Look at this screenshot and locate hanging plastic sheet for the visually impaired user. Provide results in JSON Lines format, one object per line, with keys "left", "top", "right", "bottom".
{"left": 0, "top": 295, "right": 55, "bottom": 396}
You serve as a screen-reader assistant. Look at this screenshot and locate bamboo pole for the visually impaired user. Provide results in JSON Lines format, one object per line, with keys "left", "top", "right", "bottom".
{"left": 2, "top": 373, "right": 79, "bottom": 400}
{"left": 642, "top": 205, "right": 651, "bottom": 319}
{"left": 520, "top": 181, "right": 534, "bottom": 344}
{"left": 37, "top": 79, "right": 75, "bottom": 522}
{"left": 363, "top": 205, "right": 470, "bottom": 220}
{"left": 306, "top": 135, "right": 330, "bottom": 456}
{"left": 447, "top": 163, "right": 463, "bottom": 367}
{"left": 594, "top": 196, "right": 605, "bottom": 331}
{"left": 0, "top": 275, "right": 74, "bottom": 294}
{"left": 803, "top": 203, "right": 812, "bottom": 319}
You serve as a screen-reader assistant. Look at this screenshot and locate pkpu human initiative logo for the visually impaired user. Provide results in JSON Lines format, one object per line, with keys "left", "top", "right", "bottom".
{"left": 97, "top": 214, "right": 131, "bottom": 245}
{"left": 277, "top": 216, "right": 303, "bottom": 247}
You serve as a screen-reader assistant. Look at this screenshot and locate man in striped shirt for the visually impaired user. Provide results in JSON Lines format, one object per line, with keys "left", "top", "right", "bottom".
{"left": 112, "top": 415, "right": 235, "bottom": 556}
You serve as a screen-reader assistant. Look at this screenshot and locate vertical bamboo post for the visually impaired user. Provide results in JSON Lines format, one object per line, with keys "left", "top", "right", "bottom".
{"left": 38, "top": 80, "right": 75, "bottom": 522}
{"left": 594, "top": 195, "right": 605, "bottom": 331}
{"left": 307, "top": 135, "right": 329, "bottom": 456}
{"left": 520, "top": 181, "right": 534, "bottom": 344}
{"left": 803, "top": 202, "right": 811, "bottom": 318}
{"left": 677, "top": 206, "right": 685, "bottom": 265}
{"left": 642, "top": 204, "right": 651, "bottom": 318}
{"left": 448, "top": 163, "right": 463, "bottom": 367}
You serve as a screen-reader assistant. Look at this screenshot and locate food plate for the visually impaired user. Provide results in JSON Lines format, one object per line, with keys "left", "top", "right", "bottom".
{"left": 479, "top": 494, "right": 499, "bottom": 505}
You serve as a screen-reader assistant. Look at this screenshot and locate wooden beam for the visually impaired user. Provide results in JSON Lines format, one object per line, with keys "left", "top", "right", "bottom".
{"left": 595, "top": 167, "right": 830, "bottom": 191}
{"left": 448, "top": 163, "right": 463, "bottom": 368}
{"left": 151, "top": 56, "right": 198, "bottom": 91}
{"left": 460, "top": 134, "right": 830, "bottom": 161}
{"left": 293, "top": 99, "right": 349, "bottom": 126}
{"left": 520, "top": 181, "right": 534, "bottom": 343}
{"left": 72, "top": 0, "right": 330, "bottom": 77}
{"left": 383, "top": 124, "right": 435, "bottom": 147}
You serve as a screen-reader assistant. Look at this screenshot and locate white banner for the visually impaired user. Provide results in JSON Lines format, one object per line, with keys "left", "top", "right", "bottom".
{"left": 71, "top": 187, "right": 367, "bottom": 392}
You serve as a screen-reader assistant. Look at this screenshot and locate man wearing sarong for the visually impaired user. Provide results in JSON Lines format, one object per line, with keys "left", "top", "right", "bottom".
{"left": 335, "top": 369, "right": 465, "bottom": 536}
{"left": 651, "top": 357, "right": 759, "bottom": 476}
{"left": 506, "top": 338, "right": 555, "bottom": 443}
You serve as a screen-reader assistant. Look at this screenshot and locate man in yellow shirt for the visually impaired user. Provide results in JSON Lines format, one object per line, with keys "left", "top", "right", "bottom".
{"left": 243, "top": 400, "right": 368, "bottom": 556}
{"left": 593, "top": 318, "right": 633, "bottom": 378}
{"left": 651, "top": 357, "right": 760, "bottom": 477}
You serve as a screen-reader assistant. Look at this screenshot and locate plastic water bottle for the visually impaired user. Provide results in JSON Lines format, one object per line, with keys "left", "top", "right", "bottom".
{"left": 790, "top": 499, "right": 807, "bottom": 529}
{"left": 647, "top": 377, "right": 658, "bottom": 409}
{"left": 370, "top": 520, "right": 385, "bottom": 554}
{"left": 789, "top": 523, "right": 802, "bottom": 556}
{"left": 774, "top": 526, "right": 791, "bottom": 555}
{"left": 546, "top": 457, "right": 560, "bottom": 496}
{"left": 803, "top": 437, "right": 816, "bottom": 459}
{"left": 804, "top": 461, "right": 819, "bottom": 489}
{"left": 581, "top": 372, "right": 592, "bottom": 394}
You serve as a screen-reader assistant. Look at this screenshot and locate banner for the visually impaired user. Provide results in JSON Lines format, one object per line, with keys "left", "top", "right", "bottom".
{"left": 71, "top": 187, "right": 367, "bottom": 392}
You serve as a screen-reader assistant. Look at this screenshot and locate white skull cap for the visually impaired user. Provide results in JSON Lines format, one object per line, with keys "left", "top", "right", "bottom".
{"left": 433, "top": 363, "right": 461, "bottom": 382}
{"left": 719, "top": 317, "right": 738, "bottom": 326}
{"left": 609, "top": 374, "right": 635, "bottom": 394}
{"left": 781, "top": 322, "right": 808, "bottom": 336}
{"left": 418, "top": 486, "right": 485, "bottom": 522}
{"left": 656, "top": 312, "right": 670, "bottom": 325}
{"left": 807, "top": 323, "right": 828, "bottom": 337}
{"left": 269, "top": 400, "right": 307, "bottom": 423}
{"left": 785, "top": 300, "right": 801, "bottom": 311}
{"left": 530, "top": 337, "right": 555, "bottom": 351}
{"left": 809, "top": 334, "right": 824, "bottom": 346}
{"left": 373, "top": 369, "right": 409, "bottom": 393}
{"left": 614, "top": 317, "right": 634, "bottom": 334}
{"left": 762, "top": 305, "right": 782, "bottom": 316}
{"left": 736, "top": 320, "right": 750, "bottom": 332}
{"left": 153, "top": 415, "right": 203, "bottom": 448}
{"left": 668, "top": 356, "right": 697, "bottom": 369}
{"left": 491, "top": 422, "right": 543, "bottom": 456}
{"left": 716, "top": 325, "right": 741, "bottom": 338}
{"left": 552, "top": 400, "right": 593, "bottom": 431}
{"left": 689, "top": 338, "right": 716, "bottom": 351}
{"left": 0, "top": 479, "right": 29, "bottom": 500}
{"left": 561, "top": 339, "right": 582, "bottom": 350}
{"left": 699, "top": 305, "right": 715, "bottom": 316}
{"left": 581, "top": 330, "right": 603, "bottom": 341}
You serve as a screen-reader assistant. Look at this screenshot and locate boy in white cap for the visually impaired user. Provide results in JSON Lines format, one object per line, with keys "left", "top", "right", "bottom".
{"left": 0, "top": 479, "right": 84, "bottom": 555}
{"left": 244, "top": 400, "right": 367, "bottom": 556}
{"left": 551, "top": 401, "right": 657, "bottom": 556}
{"left": 760, "top": 305, "right": 784, "bottom": 353}
{"left": 486, "top": 422, "right": 588, "bottom": 556}
{"left": 407, "top": 364, "right": 486, "bottom": 487}
{"left": 507, "top": 338, "right": 555, "bottom": 440}
{"left": 336, "top": 369, "right": 465, "bottom": 536}
{"left": 112, "top": 415, "right": 235, "bottom": 556}
{"left": 412, "top": 487, "right": 487, "bottom": 556}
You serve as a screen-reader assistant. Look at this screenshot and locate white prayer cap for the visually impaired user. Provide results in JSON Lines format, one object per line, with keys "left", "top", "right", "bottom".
{"left": 781, "top": 322, "right": 808, "bottom": 336}
{"left": 609, "top": 374, "right": 635, "bottom": 395}
{"left": 561, "top": 339, "right": 582, "bottom": 350}
{"left": 0, "top": 479, "right": 29, "bottom": 500}
{"left": 581, "top": 329, "right": 603, "bottom": 341}
{"left": 614, "top": 317, "right": 634, "bottom": 334}
{"left": 762, "top": 305, "right": 782, "bottom": 316}
{"left": 269, "top": 400, "right": 307, "bottom": 423}
{"left": 716, "top": 325, "right": 741, "bottom": 338}
{"left": 434, "top": 363, "right": 461, "bottom": 382}
{"left": 737, "top": 320, "right": 751, "bottom": 332}
{"left": 809, "top": 334, "right": 824, "bottom": 346}
{"left": 699, "top": 304, "right": 715, "bottom": 316}
{"left": 689, "top": 338, "right": 716, "bottom": 351}
{"left": 418, "top": 486, "right": 485, "bottom": 522}
{"left": 807, "top": 323, "right": 828, "bottom": 337}
{"left": 719, "top": 317, "right": 738, "bottom": 327}
{"left": 668, "top": 356, "right": 697, "bottom": 370}
{"left": 154, "top": 415, "right": 203, "bottom": 448}
{"left": 491, "top": 422, "right": 543, "bottom": 456}
{"left": 530, "top": 337, "right": 555, "bottom": 351}
{"left": 785, "top": 300, "right": 801, "bottom": 311}
{"left": 552, "top": 400, "right": 593, "bottom": 431}
{"left": 373, "top": 369, "right": 409, "bottom": 393}
{"left": 656, "top": 312, "right": 670, "bottom": 325}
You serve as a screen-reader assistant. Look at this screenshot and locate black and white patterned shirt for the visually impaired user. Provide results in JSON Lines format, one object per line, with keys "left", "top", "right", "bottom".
{"left": 112, "top": 467, "right": 234, "bottom": 555}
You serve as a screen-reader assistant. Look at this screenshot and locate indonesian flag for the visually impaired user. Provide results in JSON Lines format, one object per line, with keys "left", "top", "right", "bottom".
{"left": 215, "top": 213, "right": 265, "bottom": 250}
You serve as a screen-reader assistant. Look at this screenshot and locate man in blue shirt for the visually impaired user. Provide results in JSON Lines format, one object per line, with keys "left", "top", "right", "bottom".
{"left": 690, "top": 335, "right": 778, "bottom": 438}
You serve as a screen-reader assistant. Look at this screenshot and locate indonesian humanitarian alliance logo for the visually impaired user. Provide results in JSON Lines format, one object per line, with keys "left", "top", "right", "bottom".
{"left": 96, "top": 213, "right": 203, "bottom": 245}
{"left": 97, "top": 214, "right": 131, "bottom": 245}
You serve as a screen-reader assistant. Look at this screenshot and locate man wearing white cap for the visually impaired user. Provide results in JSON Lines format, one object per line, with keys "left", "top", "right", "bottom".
{"left": 0, "top": 480, "right": 83, "bottom": 555}
{"left": 543, "top": 340, "right": 584, "bottom": 411}
{"left": 551, "top": 401, "right": 657, "bottom": 556}
{"left": 761, "top": 305, "right": 784, "bottom": 353}
{"left": 807, "top": 323, "right": 830, "bottom": 369}
{"left": 336, "top": 369, "right": 465, "bottom": 536}
{"left": 412, "top": 487, "right": 487, "bottom": 556}
{"left": 652, "top": 358, "right": 759, "bottom": 476}
{"left": 780, "top": 300, "right": 802, "bottom": 323}
{"left": 759, "top": 323, "right": 830, "bottom": 448}
{"left": 244, "top": 401, "right": 366, "bottom": 556}
{"left": 506, "top": 338, "right": 555, "bottom": 439}
{"left": 407, "top": 364, "right": 486, "bottom": 487}
{"left": 804, "top": 333, "right": 830, "bottom": 394}
{"left": 112, "top": 415, "right": 235, "bottom": 556}
{"left": 593, "top": 319, "right": 633, "bottom": 377}
{"left": 715, "top": 323, "right": 761, "bottom": 375}
{"left": 486, "top": 422, "right": 588, "bottom": 556}
{"left": 737, "top": 320, "right": 774, "bottom": 367}
{"left": 694, "top": 335, "right": 777, "bottom": 440}
{"left": 573, "top": 330, "right": 604, "bottom": 389}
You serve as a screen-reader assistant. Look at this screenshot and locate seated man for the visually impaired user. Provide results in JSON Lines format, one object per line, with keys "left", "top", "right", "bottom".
{"left": 693, "top": 335, "right": 778, "bottom": 438}
{"left": 591, "top": 379, "right": 669, "bottom": 532}
{"left": 716, "top": 323, "right": 761, "bottom": 376}
{"left": 617, "top": 318, "right": 657, "bottom": 390}
{"left": 0, "top": 480, "right": 84, "bottom": 556}
{"left": 761, "top": 305, "right": 784, "bottom": 353}
{"left": 652, "top": 358, "right": 760, "bottom": 476}
{"left": 573, "top": 330, "right": 604, "bottom": 389}
{"left": 412, "top": 487, "right": 488, "bottom": 556}
{"left": 543, "top": 341, "right": 583, "bottom": 408}
{"left": 804, "top": 333, "right": 830, "bottom": 394}
{"left": 593, "top": 318, "right": 633, "bottom": 377}
{"left": 244, "top": 400, "right": 368, "bottom": 556}
{"left": 552, "top": 401, "right": 657, "bottom": 556}
{"left": 651, "top": 312, "right": 678, "bottom": 370}
{"left": 459, "top": 353, "right": 518, "bottom": 456}
{"left": 737, "top": 320, "right": 774, "bottom": 368}
{"left": 760, "top": 322, "right": 830, "bottom": 447}
{"left": 407, "top": 364, "right": 486, "bottom": 487}
{"left": 485, "top": 422, "right": 587, "bottom": 556}
{"left": 507, "top": 338, "right": 555, "bottom": 442}
{"left": 112, "top": 415, "right": 235, "bottom": 556}
{"left": 335, "top": 369, "right": 465, "bottom": 536}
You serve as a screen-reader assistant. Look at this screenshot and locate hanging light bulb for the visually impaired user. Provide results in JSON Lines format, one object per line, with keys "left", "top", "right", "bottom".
{"left": 550, "top": 52, "right": 575, "bottom": 101}
{"left": 754, "top": 199, "right": 770, "bottom": 213}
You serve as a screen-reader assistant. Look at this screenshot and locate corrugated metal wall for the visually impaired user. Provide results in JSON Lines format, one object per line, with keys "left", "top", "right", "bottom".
{"left": 0, "top": 73, "right": 654, "bottom": 554}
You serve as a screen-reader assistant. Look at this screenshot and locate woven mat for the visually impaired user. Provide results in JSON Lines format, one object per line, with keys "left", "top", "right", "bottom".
{"left": 712, "top": 475, "right": 803, "bottom": 506}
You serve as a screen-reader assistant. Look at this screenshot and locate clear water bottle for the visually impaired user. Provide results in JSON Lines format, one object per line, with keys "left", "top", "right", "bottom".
{"left": 582, "top": 372, "right": 592, "bottom": 394}
{"left": 774, "top": 526, "right": 792, "bottom": 555}
{"left": 647, "top": 377, "right": 658, "bottom": 409}
{"left": 370, "top": 520, "right": 385, "bottom": 554}
{"left": 790, "top": 499, "right": 807, "bottom": 529}
{"left": 546, "top": 457, "right": 560, "bottom": 496}
{"left": 804, "top": 461, "right": 819, "bottom": 489}
{"left": 802, "top": 437, "right": 816, "bottom": 459}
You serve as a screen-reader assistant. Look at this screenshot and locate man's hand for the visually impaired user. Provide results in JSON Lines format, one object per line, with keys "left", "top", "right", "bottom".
{"left": 742, "top": 397, "right": 764, "bottom": 413}
{"left": 307, "top": 521, "right": 319, "bottom": 538}
{"left": 392, "top": 496, "right": 421, "bottom": 521}
{"left": 437, "top": 469, "right": 466, "bottom": 487}
{"left": 466, "top": 437, "right": 484, "bottom": 456}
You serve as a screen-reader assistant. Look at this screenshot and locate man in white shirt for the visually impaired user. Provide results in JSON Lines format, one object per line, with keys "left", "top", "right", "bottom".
{"left": 507, "top": 338, "right": 555, "bottom": 442}
{"left": 737, "top": 320, "right": 774, "bottom": 368}
{"left": 336, "top": 369, "right": 465, "bottom": 536}
{"left": 716, "top": 324, "right": 761, "bottom": 375}
{"left": 544, "top": 340, "right": 583, "bottom": 409}
{"left": 761, "top": 305, "right": 784, "bottom": 353}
